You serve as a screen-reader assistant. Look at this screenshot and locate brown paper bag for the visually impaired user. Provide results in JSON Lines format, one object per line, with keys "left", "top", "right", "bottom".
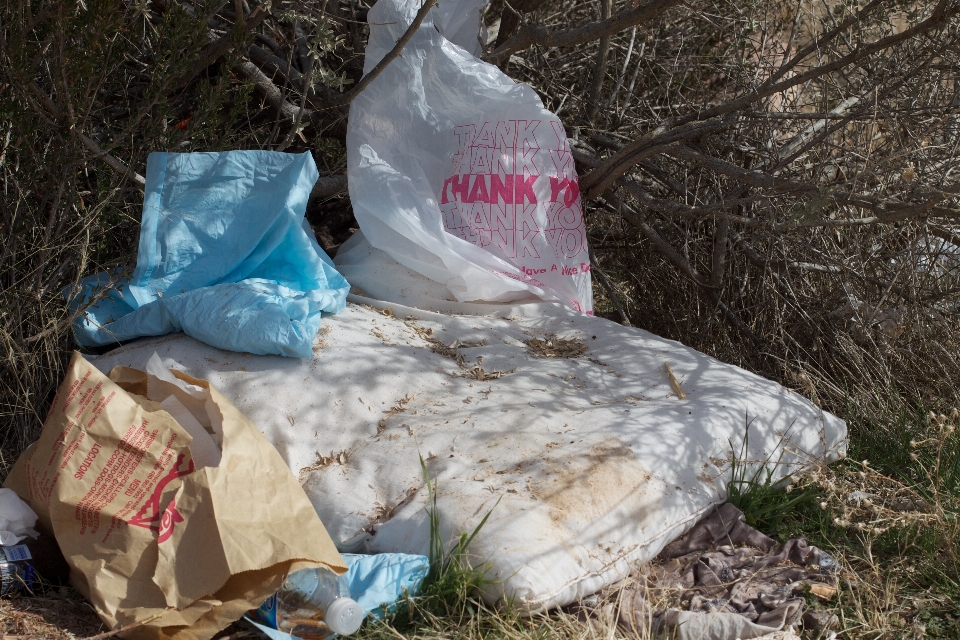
{"left": 4, "top": 352, "right": 346, "bottom": 640}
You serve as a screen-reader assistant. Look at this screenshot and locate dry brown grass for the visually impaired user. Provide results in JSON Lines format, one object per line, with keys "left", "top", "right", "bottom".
{"left": 0, "top": 591, "right": 104, "bottom": 639}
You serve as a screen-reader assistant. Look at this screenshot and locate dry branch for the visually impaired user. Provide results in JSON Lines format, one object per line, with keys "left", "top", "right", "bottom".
{"left": 579, "top": 118, "right": 728, "bottom": 199}
{"left": 24, "top": 81, "right": 145, "bottom": 185}
{"left": 486, "top": 0, "right": 685, "bottom": 64}
{"left": 77, "top": 133, "right": 146, "bottom": 186}
{"left": 677, "top": 0, "right": 959, "bottom": 126}
{"left": 586, "top": 0, "right": 613, "bottom": 124}
{"left": 493, "top": 0, "right": 550, "bottom": 52}
{"left": 235, "top": 59, "right": 310, "bottom": 122}
{"left": 311, "top": 174, "right": 349, "bottom": 200}
{"left": 171, "top": 4, "right": 269, "bottom": 92}
{"left": 588, "top": 243, "right": 631, "bottom": 326}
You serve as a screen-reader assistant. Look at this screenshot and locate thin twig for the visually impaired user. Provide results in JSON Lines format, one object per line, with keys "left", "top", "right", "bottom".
{"left": 601, "top": 194, "right": 763, "bottom": 344}
{"left": 602, "top": 194, "right": 711, "bottom": 289}
{"left": 580, "top": 118, "right": 728, "bottom": 199}
{"left": 602, "top": 26, "right": 635, "bottom": 114}
{"left": 329, "top": 0, "right": 437, "bottom": 106}
{"left": 235, "top": 59, "right": 312, "bottom": 122}
{"left": 588, "top": 243, "right": 631, "bottom": 325}
{"left": 587, "top": 0, "right": 613, "bottom": 124}
{"left": 25, "top": 81, "right": 145, "bottom": 185}
{"left": 675, "top": 0, "right": 957, "bottom": 127}
{"left": 80, "top": 612, "right": 167, "bottom": 640}
{"left": 77, "top": 133, "right": 145, "bottom": 185}
{"left": 276, "top": 54, "right": 315, "bottom": 151}
{"left": 170, "top": 4, "right": 268, "bottom": 92}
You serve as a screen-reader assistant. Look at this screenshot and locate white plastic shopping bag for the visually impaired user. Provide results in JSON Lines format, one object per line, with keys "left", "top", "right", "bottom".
{"left": 346, "top": 0, "right": 594, "bottom": 313}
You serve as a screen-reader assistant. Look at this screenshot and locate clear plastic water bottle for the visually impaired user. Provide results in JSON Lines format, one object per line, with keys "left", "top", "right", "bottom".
{"left": 0, "top": 544, "right": 35, "bottom": 596}
{"left": 255, "top": 566, "right": 365, "bottom": 639}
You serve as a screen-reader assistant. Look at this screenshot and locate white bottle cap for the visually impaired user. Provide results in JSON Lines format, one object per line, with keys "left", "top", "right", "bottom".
{"left": 325, "top": 597, "right": 365, "bottom": 636}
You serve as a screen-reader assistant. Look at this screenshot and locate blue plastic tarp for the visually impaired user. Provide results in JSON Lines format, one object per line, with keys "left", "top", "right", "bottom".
{"left": 68, "top": 151, "right": 349, "bottom": 358}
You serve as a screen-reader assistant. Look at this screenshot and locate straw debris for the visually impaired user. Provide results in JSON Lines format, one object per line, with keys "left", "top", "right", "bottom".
{"left": 524, "top": 335, "right": 588, "bottom": 358}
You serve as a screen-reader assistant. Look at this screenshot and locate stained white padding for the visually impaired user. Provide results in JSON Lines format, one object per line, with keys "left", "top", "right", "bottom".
{"left": 93, "top": 234, "right": 846, "bottom": 612}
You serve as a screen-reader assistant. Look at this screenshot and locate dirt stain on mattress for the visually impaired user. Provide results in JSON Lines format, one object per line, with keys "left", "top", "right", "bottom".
{"left": 514, "top": 441, "right": 660, "bottom": 524}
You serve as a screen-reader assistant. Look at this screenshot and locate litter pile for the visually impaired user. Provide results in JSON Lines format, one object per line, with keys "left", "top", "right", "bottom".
{"left": 1, "top": 0, "right": 850, "bottom": 639}
{"left": 2, "top": 352, "right": 428, "bottom": 640}
{"left": 93, "top": 235, "right": 846, "bottom": 614}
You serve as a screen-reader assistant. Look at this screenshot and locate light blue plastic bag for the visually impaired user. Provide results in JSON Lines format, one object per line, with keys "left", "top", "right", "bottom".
{"left": 69, "top": 151, "right": 349, "bottom": 358}
{"left": 247, "top": 553, "right": 430, "bottom": 640}
{"left": 339, "top": 553, "right": 430, "bottom": 618}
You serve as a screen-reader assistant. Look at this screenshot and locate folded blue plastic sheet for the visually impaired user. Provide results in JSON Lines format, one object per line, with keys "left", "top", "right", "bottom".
{"left": 69, "top": 151, "right": 349, "bottom": 357}
{"left": 339, "top": 553, "right": 430, "bottom": 618}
